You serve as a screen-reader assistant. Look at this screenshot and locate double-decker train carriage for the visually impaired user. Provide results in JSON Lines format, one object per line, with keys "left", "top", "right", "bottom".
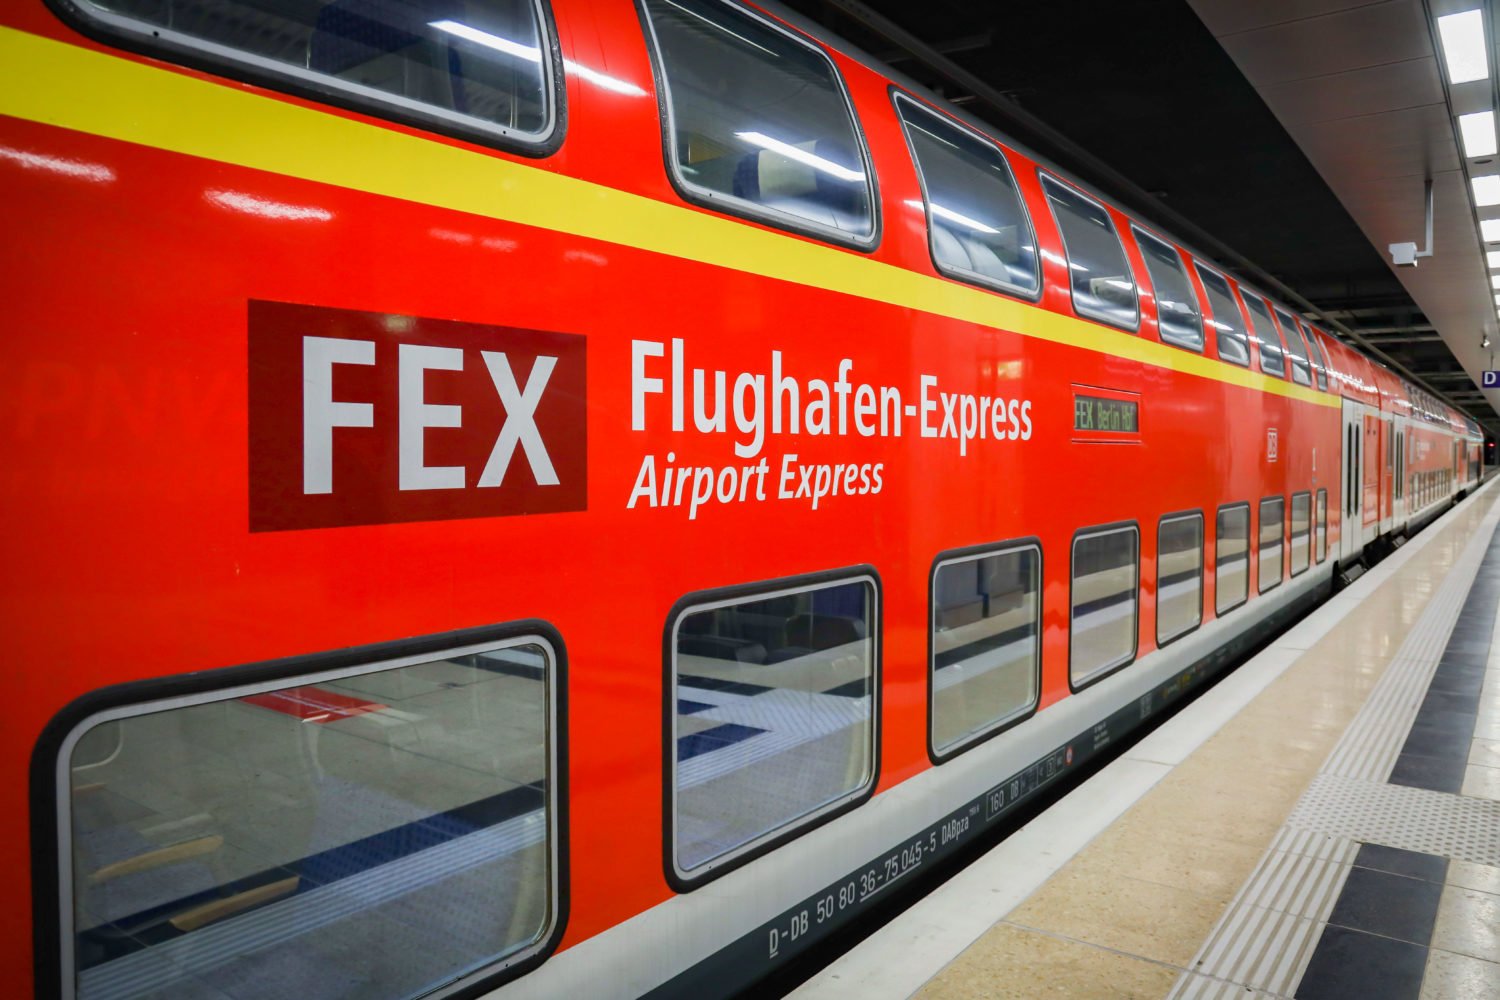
{"left": 0, "top": 0, "right": 1483, "bottom": 997}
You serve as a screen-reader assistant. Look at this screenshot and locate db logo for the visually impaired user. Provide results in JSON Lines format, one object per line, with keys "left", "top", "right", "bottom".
{"left": 1266, "top": 428, "right": 1278, "bottom": 462}
{"left": 249, "top": 301, "right": 586, "bottom": 531}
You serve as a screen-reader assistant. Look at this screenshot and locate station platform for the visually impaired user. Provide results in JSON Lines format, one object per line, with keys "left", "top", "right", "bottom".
{"left": 793, "top": 483, "right": 1500, "bottom": 1000}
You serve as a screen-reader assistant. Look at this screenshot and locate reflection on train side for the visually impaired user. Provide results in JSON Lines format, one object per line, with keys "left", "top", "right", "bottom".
{"left": 67, "top": 643, "right": 555, "bottom": 1000}
{"left": 671, "top": 579, "right": 875, "bottom": 878}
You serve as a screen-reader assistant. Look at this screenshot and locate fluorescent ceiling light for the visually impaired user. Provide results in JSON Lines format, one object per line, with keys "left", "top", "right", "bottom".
{"left": 734, "top": 131, "right": 864, "bottom": 182}
{"left": 1460, "top": 110, "right": 1498, "bottom": 157}
{"left": 1476, "top": 175, "right": 1500, "bottom": 206}
{"left": 1489, "top": 250, "right": 1500, "bottom": 267}
{"left": 1484, "top": 217, "right": 1500, "bottom": 241}
{"left": 915, "top": 200, "right": 1000, "bottom": 234}
{"left": 1438, "top": 10, "right": 1489, "bottom": 84}
{"left": 429, "top": 20, "right": 540, "bottom": 62}
{"left": 1491, "top": 274, "right": 1500, "bottom": 288}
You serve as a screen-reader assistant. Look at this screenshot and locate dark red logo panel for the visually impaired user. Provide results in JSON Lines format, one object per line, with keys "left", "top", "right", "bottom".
{"left": 249, "top": 301, "right": 586, "bottom": 532}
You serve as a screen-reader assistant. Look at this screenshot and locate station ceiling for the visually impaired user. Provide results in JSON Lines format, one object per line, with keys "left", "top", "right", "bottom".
{"left": 779, "top": 0, "right": 1500, "bottom": 438}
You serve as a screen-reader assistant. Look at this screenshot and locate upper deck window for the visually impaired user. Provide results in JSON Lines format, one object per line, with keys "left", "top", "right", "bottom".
{"left": 63, "top": 0, "right": 560, "bottom": 151}
{"left": 1274, "top": 307, "right": 1313, "bottom": 386}
{"left": 1132, "top": 227, "right": 1203, "bottom": 351}
{"left": 894, "top": 95, "right": 1040, "bottom": 297}
{"left": 1194, "top": 265, "right": 1250, "bottom": 366}
{"left": 1304, "top": 325, "right": 1331, "bottom": 390}
{"left": 1241, "top": 292, "right": 1286, "bottom": 378}
{"left": 1041, "top": 176, "right": 1139, "bottom": 331}
{"left": 641, "top": 0, "right": 877, "bottom": 248}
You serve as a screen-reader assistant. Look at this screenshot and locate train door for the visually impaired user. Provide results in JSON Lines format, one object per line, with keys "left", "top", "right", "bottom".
{"left": 1363, "top": 414, "right": 1381, "bottom": 542}
{"left": 1339, "top": 400, "right": 1363, "bottom": 563}
{"left": 1379, "top": 414, "right": 1394, "bottom": 536}
{"left": 1394, "top": 418, "right": 1407, "bottom": 527}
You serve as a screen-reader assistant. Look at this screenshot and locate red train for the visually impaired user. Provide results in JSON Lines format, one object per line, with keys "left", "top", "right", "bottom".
{"left": 0, "top": 0, "right": 1484, "bottom": 997}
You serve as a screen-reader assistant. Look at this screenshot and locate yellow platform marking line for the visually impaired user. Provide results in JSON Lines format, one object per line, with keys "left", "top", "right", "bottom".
{"left": 2, "top": 25, "right": 1334, "bottom": 408}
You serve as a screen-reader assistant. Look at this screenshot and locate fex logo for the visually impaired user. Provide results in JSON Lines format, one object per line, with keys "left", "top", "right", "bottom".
{"left": 249, "top": 301, "right": 586, "bottom": 531}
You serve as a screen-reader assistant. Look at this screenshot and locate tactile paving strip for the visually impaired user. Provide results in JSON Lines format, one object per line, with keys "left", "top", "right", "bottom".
{"left": 1288, "top": 771, "right": 1500, "bottom": 866}
{"left": 1167, "top": 488, "right": 1500, "bottom": 999}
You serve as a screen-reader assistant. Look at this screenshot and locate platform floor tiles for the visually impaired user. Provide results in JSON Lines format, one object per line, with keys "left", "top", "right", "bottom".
{"left": 815, "top": 485, "right": 1500, "bottom": 1000}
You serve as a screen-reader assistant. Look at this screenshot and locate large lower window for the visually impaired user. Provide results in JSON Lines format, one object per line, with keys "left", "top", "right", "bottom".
{"left": 1259, "top": 497, "right": 1285, "bottom": 592}
{"left": 930, "top": 543, "right": 1041, "bottom": 758}
{"left": 1290, "top": 492, "right": 1311, "bottom": 576}
{"left": 669, "top": 573, "right": 877, "bottom": 883}
{"left": 640, "top": 0, "right": 876, "bottom": 246}
{"left": 1216, "top": 503, "right": 1250, "bottom": 614}
{"left": 1157, "top": 512, "right": 1204, "bottom": 645}
{"left": 57, "top": 632, "right": 562, "bottom": 1000}
{"left": 1070, "top": 525, "right": 1139, "bottom": 687}
{"left": 65, "top": 0, "right": 560, "bottom": 151}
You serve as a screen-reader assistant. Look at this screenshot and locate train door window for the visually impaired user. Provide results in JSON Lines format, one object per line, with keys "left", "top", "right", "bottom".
{"left": 929, "top": 543, "right": 1041, "bottom": 759}
{"left": 1290, "top": 492, "right": 1311, "bottom": 576}
{"left": 1241, "top": 292, "right": 1286, "bottom": 378}
{"left": 1215, "top": 503, "right": 1250, "bottom": 614}
{"left": 1040, "top": 175, "right": 1140, "bottom": 331}
{"left": 1156, "top": 513, "right": 1204, "bottom": 646}
{"left": 1316, "top": 489, "right": 1328, "bottom": 563}
{"left": 894, "top": 94, "right": 1040, "bottom": 298}
{"left": 52, "top": 631, "right": 564, "bottom": 1000}
{"left": 1132, "top": 228, "right": 1203, "bottom": 351}
{"left": 668, "top": 572, "right": 878, "bottom": 884}
{"left": 1305, "top": 325, "right": 1331, "bottom": 391}
{"left": 1259, "top": 497, "right": 1285, "bottom": 592}
{"left": 641, "top": 0, "right": 877, "bottom": 248}
{"left": 1273, "top": 307, "right": 1313, "bottom": 386}
{"left": 1194, "top": 265, "right": 1251, "bottom": 366}
{"left": 63, "top": 0, "right": 562, "bottom": 152}
{"left": 1070, "top": 524, "right": 1140, "bottom": 688}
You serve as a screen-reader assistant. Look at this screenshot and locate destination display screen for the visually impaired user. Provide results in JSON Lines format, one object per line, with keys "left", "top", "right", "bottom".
{"left": 1074, "top": 394, "right": 1139, "bottom": 433}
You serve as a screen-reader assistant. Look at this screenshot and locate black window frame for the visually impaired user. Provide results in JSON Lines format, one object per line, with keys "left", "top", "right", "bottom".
{"left": 30, "top": 620, "right": 570, "bottom": 1000}
{"left": 637, "top": 0, "right": 882, "bottom": 253}
{"left": 1039, "top": 173, "right": 1141, "bottom": 332}
{"left": 1289, "top": 490, "right": 1312, "bottom": 577}
{"left": 1068, "top": 521, "right": 1141, "bottom": 692}
{"left": 891, "top": 89, "right": 1042, "bottom": 302}
{"left": 1215, "top": 502, "right": 1251, "bottom": 616}
{"left": 1131, "top": 226, "right": 1205, "bottom": 353}
{"left": 927, "top": 539, "right": 1043, "bottom": 764}
{"left": 1272, "top": 306, "right": 1314, "bottom": 387}
{"left": 662, "top": 566, "right": 882, "bottom": 891}
{"left": 1258, "top": 495, "right": 1286, "bottom": 594}
{"left": 1304, "top": 324, "right": 1331, "bottom": 391}
{"left": 46, "top": 0, "right": 568, "bottom": 158}
{"left": 1193, "top": 262, "right": 1251, "bottom": 368}
{"left": 1155, "top": 510, "right": 1205, "bottom": 647}
{"left": 1241, "top": 290, "right": 1287, "bottom": 379}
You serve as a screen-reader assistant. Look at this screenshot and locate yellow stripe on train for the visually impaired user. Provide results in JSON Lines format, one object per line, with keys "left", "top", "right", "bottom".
{"left": 0, "top": 24, "right": 1336, "bottom": 408}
